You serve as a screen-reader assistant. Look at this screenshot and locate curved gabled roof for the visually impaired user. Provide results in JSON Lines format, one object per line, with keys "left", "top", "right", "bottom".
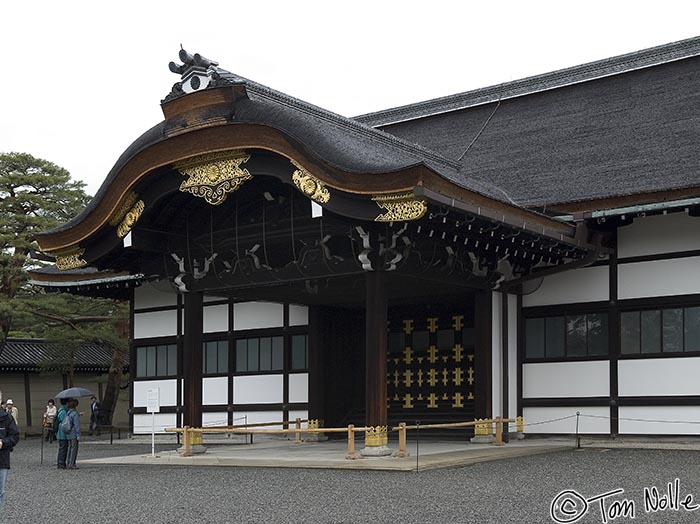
{"left": 35, "top": 55, "right": 582, "bottom": 261}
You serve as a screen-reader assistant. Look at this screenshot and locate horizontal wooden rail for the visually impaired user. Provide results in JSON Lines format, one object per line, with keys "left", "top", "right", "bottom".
{"left": 169, "top": 427, "right": 367, "bottom": 435}
{"left": 165, "top": 419, "right": 308, "bottom": 433}
{"left": 172, "top": 422, "right": 369, "bottom": 459}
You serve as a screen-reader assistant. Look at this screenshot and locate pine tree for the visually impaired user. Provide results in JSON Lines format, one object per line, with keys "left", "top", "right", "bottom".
{"left": 0, "top": 152, "right": 128, "bottom": 426}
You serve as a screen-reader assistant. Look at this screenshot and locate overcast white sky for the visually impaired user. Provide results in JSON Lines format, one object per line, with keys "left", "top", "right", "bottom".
{"left": 2, "top": 1, "right": 699, "bottom": 195}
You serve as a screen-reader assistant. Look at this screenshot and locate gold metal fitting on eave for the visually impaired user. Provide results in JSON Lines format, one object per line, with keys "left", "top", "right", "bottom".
{"left": 176, "top": 150, "right": 252, "bottom": 206}
{"left": 372, "top": 192, "right": 427, "bottom": 222}
{"left": 117, "top": 200, "right": 145, "bottom": 238}
{"left": 291, "top": 160, "right": 330, "bottom": 204}
{"left": 364, "top": 425, "right": 388, "bottom": 446}
{"left": 54, "top": 247, "right": 88, "bottom": 270}
{"left": 108, "top": 191, "right": 139, "bottom": 227}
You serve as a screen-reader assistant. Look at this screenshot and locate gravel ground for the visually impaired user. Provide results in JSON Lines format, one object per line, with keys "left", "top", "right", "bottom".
{"left": 3, "top": 438, "right": 700, "bottom": 523}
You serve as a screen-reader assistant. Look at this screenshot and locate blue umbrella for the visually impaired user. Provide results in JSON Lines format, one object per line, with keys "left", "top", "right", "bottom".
{"left": 54, "top": 387, "right": 94, "bottom": 399}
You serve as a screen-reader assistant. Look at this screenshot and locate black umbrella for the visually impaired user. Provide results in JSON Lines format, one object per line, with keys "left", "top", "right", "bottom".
{"left": 54, "top": 387, "right": 94, "bottom": 399}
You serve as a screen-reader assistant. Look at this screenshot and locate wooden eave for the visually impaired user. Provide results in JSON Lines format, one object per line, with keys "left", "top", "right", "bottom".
{"left": 546, "top": 185, "right": 700, "bottom": 215}
{"left": 36, "top": 87, "right": 582, "bottom": 257}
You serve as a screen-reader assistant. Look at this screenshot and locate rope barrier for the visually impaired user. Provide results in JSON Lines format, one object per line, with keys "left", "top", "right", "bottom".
{"left": 579, "top": 413, "right": 700, "bottom": 425}
{"left": 519, "top": 415, "right": 577, "bottom": 427}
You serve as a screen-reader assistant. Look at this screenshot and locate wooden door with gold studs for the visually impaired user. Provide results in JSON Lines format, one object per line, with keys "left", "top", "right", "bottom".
{"left": 387, "top": 305, "right": 475, "bottom": 427}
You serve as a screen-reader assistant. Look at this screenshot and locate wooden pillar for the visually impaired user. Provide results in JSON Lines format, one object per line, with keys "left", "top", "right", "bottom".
{"left": 474, "top": 290, "right": 493, "bottom": 420}
{"left": 609, "top": 231, "right": 619, "bottom": 437}
{"left": 307, "top": 306, "right": 325, "bottom": 422}
{"left": 183, "top": 291, "right": 203, "bottom": 429}
{"left": 364, "top": 271, "right": 388, "bottom": 447}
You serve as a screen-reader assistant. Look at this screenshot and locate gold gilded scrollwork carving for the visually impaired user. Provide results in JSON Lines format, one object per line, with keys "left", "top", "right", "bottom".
{"left": 176, "top": 150, "right": 252, "bottom": 206}
{"left": 372, "top": 192, "right": 427, "bottom": 222}
{"left": 291, "top": 161, "right": 330, "bottom": 204}
{"left": 54, "top": 247, "right": 87, "bottom": 270}
{"left": 364, "top": 425, "right": 388, "bottom": 447}
{"left": 117, "top": 200, "right": 145, "bottom": 238}
{"left": 108, "top": 192, "right": 139, "bottom": 227}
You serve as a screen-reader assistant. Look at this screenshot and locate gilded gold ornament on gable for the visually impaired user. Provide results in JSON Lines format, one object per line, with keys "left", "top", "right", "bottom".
{"left": 175, "top": 150, "right": 252, "bottom": 206}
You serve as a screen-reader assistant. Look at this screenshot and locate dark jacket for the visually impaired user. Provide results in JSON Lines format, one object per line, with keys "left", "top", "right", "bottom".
{"left": 0, "top": 409, "right": 19, "bottom": 469}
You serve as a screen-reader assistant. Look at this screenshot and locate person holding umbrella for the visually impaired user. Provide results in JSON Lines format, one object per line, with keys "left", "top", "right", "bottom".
{"left": 54, "top": 387, "right": 93, "bottom": 470}
{"left": 63, "top": 398, "right": 81, "bottom": 469}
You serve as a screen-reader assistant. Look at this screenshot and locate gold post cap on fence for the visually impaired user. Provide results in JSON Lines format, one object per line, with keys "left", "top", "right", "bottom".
{"left": 364, "top": 425, "right": 388, "bottom": 447}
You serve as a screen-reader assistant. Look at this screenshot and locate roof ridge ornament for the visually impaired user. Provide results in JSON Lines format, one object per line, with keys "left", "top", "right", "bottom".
{"left": 164, "top": 47, "right": 226, "bottom": 101}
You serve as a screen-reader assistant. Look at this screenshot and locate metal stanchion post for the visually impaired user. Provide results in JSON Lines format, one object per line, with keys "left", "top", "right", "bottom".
{"left": 576, "top": 411, "right": 581, "bottom": 449}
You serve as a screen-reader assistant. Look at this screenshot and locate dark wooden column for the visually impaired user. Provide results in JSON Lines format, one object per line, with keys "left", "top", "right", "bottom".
{"left": 474, "top": 290, "right": 493, "bottom": 419}
{"left": 608, "top": 231, "right": 619, "bottom": 437}
{"left": 183, "top": 291, "right": 203, "bottom": 428}
{"left": 365, "top": 271, "right": 388, "bottom": 430}
{"left": 307, "top": 306, "right": 325, "bottom": 421}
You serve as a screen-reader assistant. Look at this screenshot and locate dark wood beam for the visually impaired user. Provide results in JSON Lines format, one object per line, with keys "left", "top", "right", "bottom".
{"left": 365, "top": 271, "right": 388, "bottom": 431}
{"left": 183, "top": 292, "right": 203, "bottom": 428}
{"left": 474, "top": 290, "right": 492, "bottom": 419}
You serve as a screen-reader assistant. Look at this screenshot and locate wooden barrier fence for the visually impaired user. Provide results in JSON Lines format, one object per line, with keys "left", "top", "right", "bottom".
{"left": 166, "top": 416, "right": 517, "bottom": 459}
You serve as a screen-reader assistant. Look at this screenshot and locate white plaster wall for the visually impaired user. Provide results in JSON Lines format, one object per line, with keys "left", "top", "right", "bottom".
{"left": 133, "top": 413, "right": 177, "bottom": 434}
{"left": 491, "top": 293, "right": 519, "bottom": 419}
{"left": 288, "top": 373, "right": 309, "bottom": 403}
{"left": 288, "top": 410, "right": 309, "bottom": 429}
{"left": 134, "top": 311, "right": 177, "bottom": 339}
{"left": 203, "top": 304, "right": 229, "bottom": 333}
{"left": 618, "top": 256, "right": 700, "bottom": 299}
{"left": 134, "top": 282, "right": 178, "bottom": 309}
{"left": 619, "top": 406, "right": 700, "bottom": 435}
{"left": 491, "top": 292, "right": 502, "bottom": 418}
{"left": 523, "top": 361, "right": 609, "bottom": 398}
{"left": 618, "top": 213, "right": 700, "bottom": 258}
{"left": 202, "top": 412, "right": 229, "bottom": 427}
{"left": 231, "top": 411, "right": 284, "bottom": 429}
{"left": 233, "top": 302, "right": 284, "bottom": 331}
{"left": 233, "top": 375, "right": 284, "bottom": 404}
{"left": 522, "top": 266, "right": 609, "bottom": 307}
{"left": 522, "top": 407, "right": 610, "bottom": 434}
{"left": 289, "top": 304, "right": 309, "bottom": 326}
{"left": 202, "top": 376, "right": 229, "bottom": 405}
{"left": 619, "top": 357, "right": 700, "bottom": 396}
{"left": 133, "top": 379, "right": 178, "bottom": 407}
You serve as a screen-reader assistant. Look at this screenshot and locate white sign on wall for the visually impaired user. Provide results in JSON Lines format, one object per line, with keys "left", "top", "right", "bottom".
{"left": 146, "top": 388, "right": 160, "bottom": 413}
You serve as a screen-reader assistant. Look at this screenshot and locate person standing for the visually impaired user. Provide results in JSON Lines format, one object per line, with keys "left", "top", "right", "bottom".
{"left": 56, "top": 398, "right": 69, "bottom": 469}
{"left": 0, "top": 401, "right": 20, "bottom": 511}
{"left": 43, "top": 399, "right": 57, "bottom": 443}
{"left": 88, "top": 396, "right": 100, "bottom": 435}
{"left": 64, "top": 399, "right": 81, "bottom": 470}
{"left": 5, "top": 401, "right": 17, "bottom": 427}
